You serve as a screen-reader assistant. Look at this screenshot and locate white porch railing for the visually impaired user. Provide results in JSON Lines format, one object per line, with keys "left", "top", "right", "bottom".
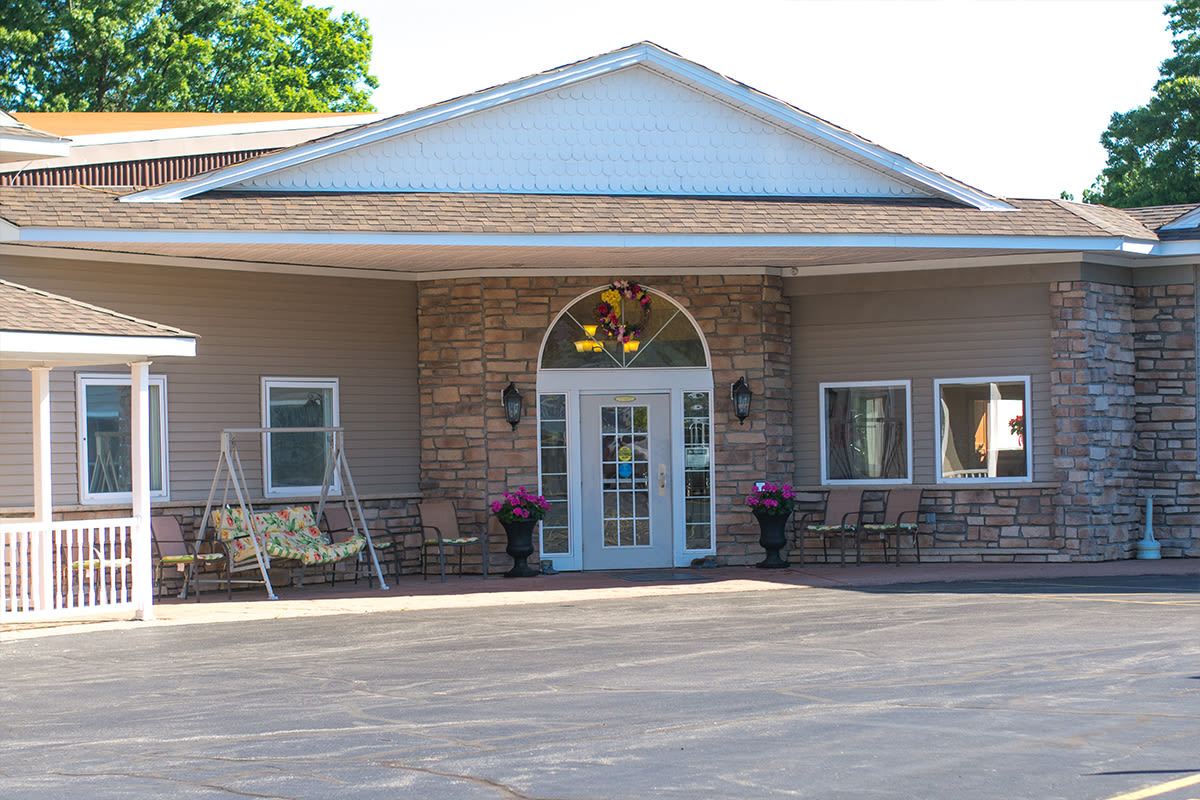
{"left": 1, "top": 517, "right": 141, "bottom": 621}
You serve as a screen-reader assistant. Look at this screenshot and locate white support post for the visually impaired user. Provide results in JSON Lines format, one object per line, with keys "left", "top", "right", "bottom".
{"left": 129, "top": 361, "right": 154, "bottom": 620}
{"left": 30, "top": 367, "right": 53, "bottom": 609}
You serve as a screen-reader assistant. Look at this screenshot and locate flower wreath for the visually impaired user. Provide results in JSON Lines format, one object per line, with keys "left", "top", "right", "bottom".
{"left": 595, "top": 280, "right": 651, "bottom": 344}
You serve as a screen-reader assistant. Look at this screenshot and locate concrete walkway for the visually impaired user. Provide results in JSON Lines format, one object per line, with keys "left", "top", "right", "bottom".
{"left": 4, "top": 558, "right": 1197, "bottom": 642}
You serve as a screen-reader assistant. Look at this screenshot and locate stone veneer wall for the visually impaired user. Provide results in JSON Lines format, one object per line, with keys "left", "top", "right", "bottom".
{"left": 1133, "top": 281, "right": 1200, "bottom": 558}
{"left": 417, "top": 275, "right": 794, "bottom": 570}
{"left": 790, "top": 487, "right": 1063, "bottom": 565}
{"left": 1049, "top": 281, "right": 1139, "bottom": 560}
{"left": 917, "top": 488, "right": 1064, "bottom": 562}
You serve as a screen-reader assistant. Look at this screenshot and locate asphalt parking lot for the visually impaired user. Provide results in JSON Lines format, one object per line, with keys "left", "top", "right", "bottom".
{"left": 1, "top": 574, "right": 1198, "bottom": 799}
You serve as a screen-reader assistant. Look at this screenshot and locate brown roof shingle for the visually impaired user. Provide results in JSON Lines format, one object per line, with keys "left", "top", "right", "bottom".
{"left": 1122, "top": 203, "right": 1200, "bottom": 231}
{"left": 0, "top": 278, "right": 195, "bottom": 338}
{"left": 0, "top": 187, "right": 1161, "bottom": 240}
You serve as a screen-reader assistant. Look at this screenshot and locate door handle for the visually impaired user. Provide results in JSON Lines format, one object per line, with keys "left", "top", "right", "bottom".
{"left": 658, "top": 464, "right": 667, "bottom": 497}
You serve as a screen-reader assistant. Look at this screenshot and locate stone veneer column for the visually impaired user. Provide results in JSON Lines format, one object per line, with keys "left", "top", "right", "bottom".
{"left": 1133, "top": 280, "right": 1199, "bottom": 557}
{"left": 418, "top": 274, "right": 794, "bottom": 568}
{"left": 694, "top": 275, "right": 794, "bottom": 564}
{"left": 417, "top": 280, "right": 492, "bottom": 561}
{"left": 1049, "top": 281, "right": 1137, "bottom": 560}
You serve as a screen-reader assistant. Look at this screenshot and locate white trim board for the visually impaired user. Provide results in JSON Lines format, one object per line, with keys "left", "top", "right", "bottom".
{"left": 12, "top": 227, "right": 1154, "bottom": 253}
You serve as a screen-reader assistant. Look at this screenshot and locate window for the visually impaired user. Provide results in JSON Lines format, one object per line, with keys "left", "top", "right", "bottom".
{"left": 936, "top": 378, "right": 1030, "bottom": 482}
{"left": 77, "top": 373, "right": 168, "bottom": 503}
{"left": 538, "top": 393, "right": 570, "bottom": 556}
{"left": 821, "top": 381, "right": 911, "bottom": 483}
{"left": 262, "top": 378, "right": 339, "bottom": 497}
{"left": 683, "top": 391, "right": 713, "bottom": 551}
{"left": 540, "top": 287, "right": 707, "bottom": 369}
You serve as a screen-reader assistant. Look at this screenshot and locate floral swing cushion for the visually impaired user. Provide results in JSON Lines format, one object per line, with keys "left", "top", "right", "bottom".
{"left": 253, "top": 506, "right": 366, "bottom": 565}
{"left": 213, "top": 505, "right": 366, "bottom": 566}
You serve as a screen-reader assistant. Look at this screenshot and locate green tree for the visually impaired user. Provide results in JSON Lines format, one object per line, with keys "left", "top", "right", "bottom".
{"left": 0, "top": 0, "right": 377, "bottom": 112}
{"left": 1087, "top": 0, "right": 1200, "bottom": 206}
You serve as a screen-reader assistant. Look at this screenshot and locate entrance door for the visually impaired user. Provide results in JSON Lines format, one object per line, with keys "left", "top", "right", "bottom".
{"left": 580, "top": 393, "right": 673, "bottom": 570}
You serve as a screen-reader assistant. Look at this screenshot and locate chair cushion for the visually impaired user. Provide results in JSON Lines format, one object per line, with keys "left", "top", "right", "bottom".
{"left": 805, "top": 524, "right": 855, "bottom": 532}
{"left": 159, "top": 552, "right": 225, "bottom": 565}
{"left": 862, "top": 523, "right": 919, "bottom": 532}
{"left": 69, "top": 557, "right": 132, "bottom": 570}
{"left": 424, "top": 536, "right": 480, "bottom": 546}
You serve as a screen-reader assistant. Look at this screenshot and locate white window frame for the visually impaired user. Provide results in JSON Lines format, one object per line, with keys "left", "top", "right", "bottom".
{"left": 77, "top": 372, "right": 169, "bottom": 504}
{"left": 261, "top": 377, "right": 341, "bottom": 498}
{"left": 819, "top": 380, "right": 913, "bottom": 485}
{"left": 934, "top": 376, "right": 1032, "bottom": 484}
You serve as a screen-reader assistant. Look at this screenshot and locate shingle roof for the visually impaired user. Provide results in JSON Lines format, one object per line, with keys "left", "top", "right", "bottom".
{"left": 1122, "top": 204, "right": 1200, "bottom": 230}
{"left": 0, "top": 187, "right": 1159, "bottom": 240}
{"left": 1052, "top": 199, "right": 1163, "bottom": 239}
{"left": 0, "top": 278, "right": 195, "bottom": 338}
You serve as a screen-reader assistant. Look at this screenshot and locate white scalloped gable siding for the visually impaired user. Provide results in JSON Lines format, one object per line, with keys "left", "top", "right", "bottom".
{"left": 227, "top": 66, "right": 928, "bottom": 197}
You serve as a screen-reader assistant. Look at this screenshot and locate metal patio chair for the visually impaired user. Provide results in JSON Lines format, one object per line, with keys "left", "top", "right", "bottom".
{"left": 151, "top": 515, "right": 230, "bottom": 600}
{"left": 321, "top": 505, "right": 399, "bottom": 587}
{"left": 795, "top": 488, "right": 866, "bottom": 566}
{"left": 863, "top": 488, "right": 924, "bottom": 565}
{"left": 418, "top": 500, "right": 486, "bottom": 582}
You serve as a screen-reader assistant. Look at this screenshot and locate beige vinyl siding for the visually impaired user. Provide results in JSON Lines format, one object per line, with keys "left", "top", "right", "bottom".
{"left": 0, "top": 256, "right": 418, "bottom": 507}
{"left": 791, "top": 283, "right": 1051, "bottom": 485}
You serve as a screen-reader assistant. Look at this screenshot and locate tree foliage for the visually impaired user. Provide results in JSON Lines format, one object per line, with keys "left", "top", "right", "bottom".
{"left": 0, "top": 0, "right": 377, "bottom": 112}
{"left": 1087, "top": 1, "right": 1200, "bottom": 206}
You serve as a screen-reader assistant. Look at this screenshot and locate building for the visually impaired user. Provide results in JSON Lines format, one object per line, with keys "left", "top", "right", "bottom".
{"left": 2, "top": 42, "right": 1197, "bottom": 581}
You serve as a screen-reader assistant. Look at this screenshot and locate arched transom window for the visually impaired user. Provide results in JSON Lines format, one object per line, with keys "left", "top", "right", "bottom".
{"left": 540, "top": 286, "right": 708, "bottom": 369}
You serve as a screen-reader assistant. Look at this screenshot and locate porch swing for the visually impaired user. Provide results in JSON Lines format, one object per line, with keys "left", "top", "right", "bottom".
{"left": 196, "top": 427, "right": 389, "bottom": 599}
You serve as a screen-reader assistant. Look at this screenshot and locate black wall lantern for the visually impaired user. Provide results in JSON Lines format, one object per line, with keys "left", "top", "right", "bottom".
{"left": 502, "top": 382, "right": 523, "bottom": 430}
{"left": 731, "top": 377, "right": 752, "bottom": 425}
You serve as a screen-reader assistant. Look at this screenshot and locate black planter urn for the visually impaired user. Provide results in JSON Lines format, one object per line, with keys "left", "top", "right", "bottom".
{"left": 501, "top": 518, "right": 540, "bottom": 578}
{"left": 754, "top": 511, "right": 791, "bottom": 569}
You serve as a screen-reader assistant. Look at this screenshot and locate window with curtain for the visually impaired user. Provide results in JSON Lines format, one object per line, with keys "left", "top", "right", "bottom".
{"left": 262, "top": 378, "right": 339, "bottom": 496}
{"left": 936, "top": 378, "right": 1030, "bottom": 481}
{"left": 821, "top": 382, "right": 911, "bottom": 483}
{"left": 78, "top": 373, "right": 168, "bottom": 503}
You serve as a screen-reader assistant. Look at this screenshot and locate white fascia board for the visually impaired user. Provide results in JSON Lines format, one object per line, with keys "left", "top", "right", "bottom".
{"left": 67, "top": 114, "right": 386, "bottom": 147}
{"left": 0, "top": 331, "right": 196, "bottom": 358}
{"left": 1147, "top": 239, "right": 1200, "bottom": 257}
{"left": 0, "top": 217, "right": 19, "bottom": 240}
{"left": 15, "top": 225, "right": 1149, "bottom": 253}
{"left": 0, "top": 135, "right": 71, "bottom": 160}
{"left": 120, "top": 43, "right": 1011, "bottom": 209}
{"left": 1119, "top": 240, "right": 1156, "bottom": 255}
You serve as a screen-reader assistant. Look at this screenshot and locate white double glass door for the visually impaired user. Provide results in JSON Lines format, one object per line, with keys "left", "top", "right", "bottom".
{"left": 579, "top": 393, "right": 673, "bottom": 570}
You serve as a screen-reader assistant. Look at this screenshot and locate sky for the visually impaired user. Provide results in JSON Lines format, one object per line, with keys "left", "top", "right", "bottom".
{"left": 327, "top": 0, "right": 1177, "bottom": 201}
